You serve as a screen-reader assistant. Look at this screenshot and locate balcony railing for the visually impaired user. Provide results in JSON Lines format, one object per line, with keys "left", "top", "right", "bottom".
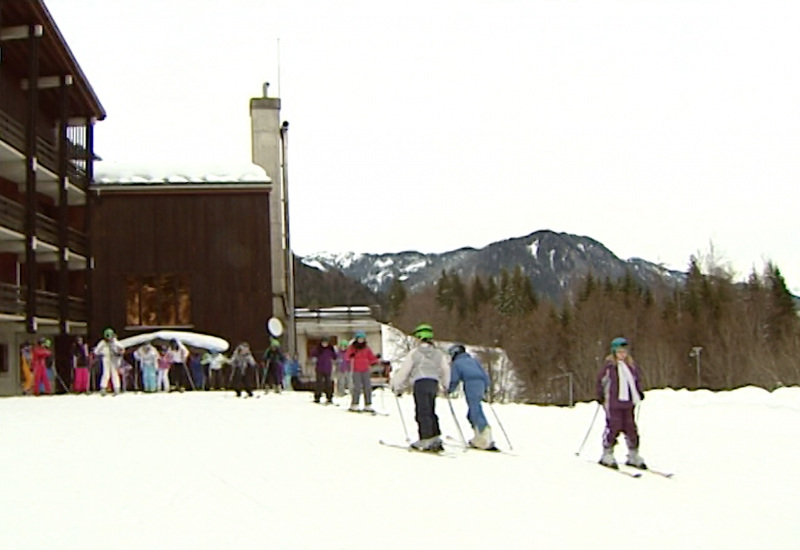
{"left": 0, "top": 194, "right": 88, "bottom": 256}
{"left": 0, "top": 283, "right": 87, "bottom": 322}
{"left": 0, "top": 108, "right": 88, "bottom": 190}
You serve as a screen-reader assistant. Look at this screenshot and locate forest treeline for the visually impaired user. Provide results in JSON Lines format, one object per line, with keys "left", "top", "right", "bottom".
{"left": 387, "top": 258, "right": 800, "bottom": 404}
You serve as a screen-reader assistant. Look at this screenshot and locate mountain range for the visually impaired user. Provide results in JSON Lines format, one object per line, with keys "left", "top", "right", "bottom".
{"left": 299, "top": 229, "right": 687, "bottom": 304}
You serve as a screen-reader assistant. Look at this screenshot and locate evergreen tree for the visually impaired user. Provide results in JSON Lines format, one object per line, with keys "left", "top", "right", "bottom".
{"left": 388, "top": 278, "right": 407, "bottom": 317}
{"left": 450, "top": 271, "right": 468, "bottom": 317}
{"left": 435, "top": 269, "right": 453, "bottom": 311}
{"left": 765, "top": 263, "right": 798, "bottom": 343}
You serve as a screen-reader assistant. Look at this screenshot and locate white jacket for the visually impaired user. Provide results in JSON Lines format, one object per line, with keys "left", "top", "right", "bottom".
{"left": 391, "top": 343, "right": 450, "bottom": 392}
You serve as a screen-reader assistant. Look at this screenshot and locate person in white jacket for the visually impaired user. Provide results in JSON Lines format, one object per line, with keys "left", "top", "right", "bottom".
{"left": 93, "top": 328, "right": 125, "bottom": 395}
{"left": 166, "top": 339, "right": 191, "bottom": 390}
{"left": 391, "top": 323, "right": 451, "bottom": 452}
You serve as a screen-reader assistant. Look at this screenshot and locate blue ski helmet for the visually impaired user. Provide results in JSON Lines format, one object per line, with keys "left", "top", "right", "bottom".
{"left": 447, "top": 344, "right": 466, "bottom": 360}
{"left": 354, "top": 331, "right": 366, "bottom": 340}
{"left": 610, "top": 337, "right": 629, "bottom": 352}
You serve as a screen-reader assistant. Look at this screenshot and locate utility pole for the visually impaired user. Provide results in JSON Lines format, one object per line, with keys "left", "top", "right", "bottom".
{"left": 280, "top": 120, "right": 296, "bottom": 357}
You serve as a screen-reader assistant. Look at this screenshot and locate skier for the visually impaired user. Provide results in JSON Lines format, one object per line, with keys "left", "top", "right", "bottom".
{"left": 202, "top": 350, "right": 230, "bottom": 390}
{"left": 93, "top": 328, "right": 124, "bottom": 395}
{"left": 262, "top": 339, "right": 285, "bottom": 393}
{"left": 31, "top": 338, "right": 53, "bottom": 396}
{"left": 447, "top": 344, "right": 495, "bottom": 450}
{"left": 334, "top": 340, "right": 351, "bottom": 396}
{"left": 345, "top": 331, "right": 379, "bottom": 412}
{"left": 284, "top": 354, "right": 300, "bottom": 391}
{"left": 166, "top": 339, "right": 190, "bottom": 391}
{"left": 597, "top": 336, "right": 647, "bottom": 470}
{"left": 71, "top": 336, "right": 91, "bottom": 393}
{"left": 20, "top": 342, "right": 34, "bottom": 394}
{"left": 231, "top": 342, "right": 257, "bottom": 397}
{"left": 391, "top": 324, "right": 450, "bottom": 451}
{"left": 133, "top": 342, "right": 160, "bottom": 392}
{"left": 156, "top": 346, "right": 171, "bottom": 392}
{"left": 310, "top": 337, "right": 337, "bottom": 404}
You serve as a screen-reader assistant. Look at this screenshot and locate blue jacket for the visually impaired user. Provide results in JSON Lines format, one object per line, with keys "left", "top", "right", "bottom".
{"left": 448, "top": 353, "right": 490, "bottom": 394}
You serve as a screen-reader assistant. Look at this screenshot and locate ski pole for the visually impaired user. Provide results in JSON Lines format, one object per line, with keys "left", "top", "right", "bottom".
{"left": 575, "top": 402, "right": 601, "bottom": 456}
{"left": 445, "top": 392, "right": 468, "bottom": 451}
{"left": 393, "top": 392, "right": 411, "bottom": 443}
{"left": 488, "top": 401, "right": 513, "bottom": 450}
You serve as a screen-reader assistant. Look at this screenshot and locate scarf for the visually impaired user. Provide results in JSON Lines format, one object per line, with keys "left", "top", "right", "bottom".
{"left": 617, "top": 360, "right": 641, "bottom": 404}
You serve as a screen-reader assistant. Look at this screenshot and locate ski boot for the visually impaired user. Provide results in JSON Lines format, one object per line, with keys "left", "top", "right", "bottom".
{"left": 469, "top": 426, "right": 495, "bottom": 450}
{"left": 599, "top": 447, "right": 618, "bottom": 469}
{"left": 626, "top": 448, "right": 648, "bottom": 470}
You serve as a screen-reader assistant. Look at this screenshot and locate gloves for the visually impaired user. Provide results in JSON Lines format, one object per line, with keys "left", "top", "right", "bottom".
{"left": 395, "top": 391, "right": 403, "bottom": 397}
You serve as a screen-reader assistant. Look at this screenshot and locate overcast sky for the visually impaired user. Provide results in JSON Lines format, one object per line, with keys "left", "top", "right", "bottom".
{"left": 47, "top": 0, "right": 800, "bottom": 292}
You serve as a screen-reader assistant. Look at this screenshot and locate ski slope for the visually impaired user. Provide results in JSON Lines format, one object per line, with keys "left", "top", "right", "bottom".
{"left": 0, "top": 386, "right": 797, "bottom": 549}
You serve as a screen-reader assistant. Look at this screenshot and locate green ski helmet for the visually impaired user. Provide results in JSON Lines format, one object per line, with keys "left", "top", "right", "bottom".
{"left": 270, "top": 338, "right": 281, "bottom": 348}
{"left": 103, "top": 327, "right": 115, "bottom": 339}
{"left": 413, "top": 323, "right": 434, "bottom": 341}
{"left": 610, "top": 337, "right": 629, "bottom": 352}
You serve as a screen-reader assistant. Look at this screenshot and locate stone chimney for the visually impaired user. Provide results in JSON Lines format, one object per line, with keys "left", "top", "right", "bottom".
{"left": 250, "top": 85, "right": 286, "bottom": 329}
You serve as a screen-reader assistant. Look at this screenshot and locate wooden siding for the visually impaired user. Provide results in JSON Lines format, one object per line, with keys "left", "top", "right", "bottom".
{"left": 91, "top": 188, "right": 274, "bottom": 350}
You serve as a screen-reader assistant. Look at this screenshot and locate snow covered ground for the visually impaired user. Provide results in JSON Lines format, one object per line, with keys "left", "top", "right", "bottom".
{"left": 1, "top": 386, "right": 798, "bottom": 549}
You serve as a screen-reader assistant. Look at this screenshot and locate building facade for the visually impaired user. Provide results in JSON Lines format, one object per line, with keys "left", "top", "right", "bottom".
{"left": 0, "top": 1, "right": 105, "bottom": 396}
{"left": 90, "top": 169, "right": 274, "bottom": 356}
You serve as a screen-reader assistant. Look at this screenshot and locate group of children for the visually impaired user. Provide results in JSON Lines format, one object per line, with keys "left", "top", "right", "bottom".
{"left": 388, "top": 323, "right": 647, "bottom": 470}
{"left": 21, "top": 323, "right": 647, "bottom": 468}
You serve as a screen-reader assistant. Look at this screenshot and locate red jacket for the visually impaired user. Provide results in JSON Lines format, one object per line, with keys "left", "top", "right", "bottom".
{"left": 31, "top": 346, "right": 52, "bottom": 372}
{"left": 345, "top": 344, "right": 378, "bottom": 373}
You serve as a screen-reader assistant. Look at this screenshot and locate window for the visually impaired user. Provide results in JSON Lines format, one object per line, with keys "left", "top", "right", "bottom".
{"left": 0, "top": 344, "right": 7, "bottom": 373}
{"left": 126, "top": 274, "right": 191, "bottom": 327}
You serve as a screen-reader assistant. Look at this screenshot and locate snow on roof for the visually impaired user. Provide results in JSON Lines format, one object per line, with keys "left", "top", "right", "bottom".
{"left": 94, "top": 160, "right": 271, "bottom": 185}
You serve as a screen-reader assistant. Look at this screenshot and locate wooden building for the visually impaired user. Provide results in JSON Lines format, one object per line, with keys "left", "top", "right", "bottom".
{"left": 90, "top": 165, "right": 274, "bottom": 356}
{"left": 0, "top": 1, "right": 105, "bottom": 396}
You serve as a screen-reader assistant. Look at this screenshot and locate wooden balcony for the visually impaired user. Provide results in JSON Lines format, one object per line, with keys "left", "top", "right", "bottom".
{"left": 0, "top": 108, "right": 89, "bottom": 204}
{"left": 0, "top": 283, "right": 86, "bottom": 322}
{"left": 0, "top": 193, "right": 88, "bottom": 261}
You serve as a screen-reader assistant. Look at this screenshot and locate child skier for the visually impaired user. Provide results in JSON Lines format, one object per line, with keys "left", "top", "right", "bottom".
{"left": 156, "top": 346, "right": 171, "bottom": 392}
{"left": 134, "top": 342, "right": 160, "bottom": 392}
{"left": 310, "top": 337, "right": 337, "bottom": 404}
{"left": 597, "top": 336, "right": 647, "bottom": 470}
{"left": 93, "top": 328, "right": 124, "bottom": 395}
{"left": 203, "top": 350, "right": 230, "bottom": 390}
{"left": 447, "top": 344, "right": 495, "bottom": 450}
{"left": 391, "top": 324, "right": 450, "bottom": 451}
{"left": 31, "top": 338, "right": 52, "bottom": 396}
{"left": 262, "top": 339, "right": 285, "bottom": 393}
{"left": 334, "top": 340, "right": 351, "bottom": 396}
{"left": 345, "top": 331, "right": 379, "bottom": 412}
{"left": 71, "top": 336, "right": 90, "bottom": 393}
{"left": 231, "top": 342, "right": 257, "bottom": 397}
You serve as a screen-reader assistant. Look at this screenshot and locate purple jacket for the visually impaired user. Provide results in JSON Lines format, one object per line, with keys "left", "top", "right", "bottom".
{"left": 311, "top": 345, "right": 338, "bottom": 375}
{"left": 596, "top": 358, "right": 644, "bottom": 409}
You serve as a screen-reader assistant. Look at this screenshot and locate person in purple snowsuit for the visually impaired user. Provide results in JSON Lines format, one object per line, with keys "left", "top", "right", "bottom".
{"left": 596, "top": 337, "right": 647, "bottom": 470}
{"left": 311, "top": 337, "right": 337, "bottom": 404}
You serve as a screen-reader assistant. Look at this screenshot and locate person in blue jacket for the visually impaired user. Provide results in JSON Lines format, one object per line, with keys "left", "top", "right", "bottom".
{"left": 447, "top": 344, "right": 495, "bottom": 450}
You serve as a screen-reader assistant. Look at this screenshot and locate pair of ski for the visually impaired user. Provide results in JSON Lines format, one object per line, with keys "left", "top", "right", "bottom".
{"left": 378, "top": 440, "right": 456, "bottom": 457}
{"left": 598, "top": 462, "right": 673, "bottom": 479}
{"left": 348, "top": 408, "right": 389, "bottom": 417}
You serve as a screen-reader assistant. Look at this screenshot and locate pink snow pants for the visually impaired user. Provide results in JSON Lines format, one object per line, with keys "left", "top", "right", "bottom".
{"left": 73, "top": 367, "right": 89, "bottom": 392}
